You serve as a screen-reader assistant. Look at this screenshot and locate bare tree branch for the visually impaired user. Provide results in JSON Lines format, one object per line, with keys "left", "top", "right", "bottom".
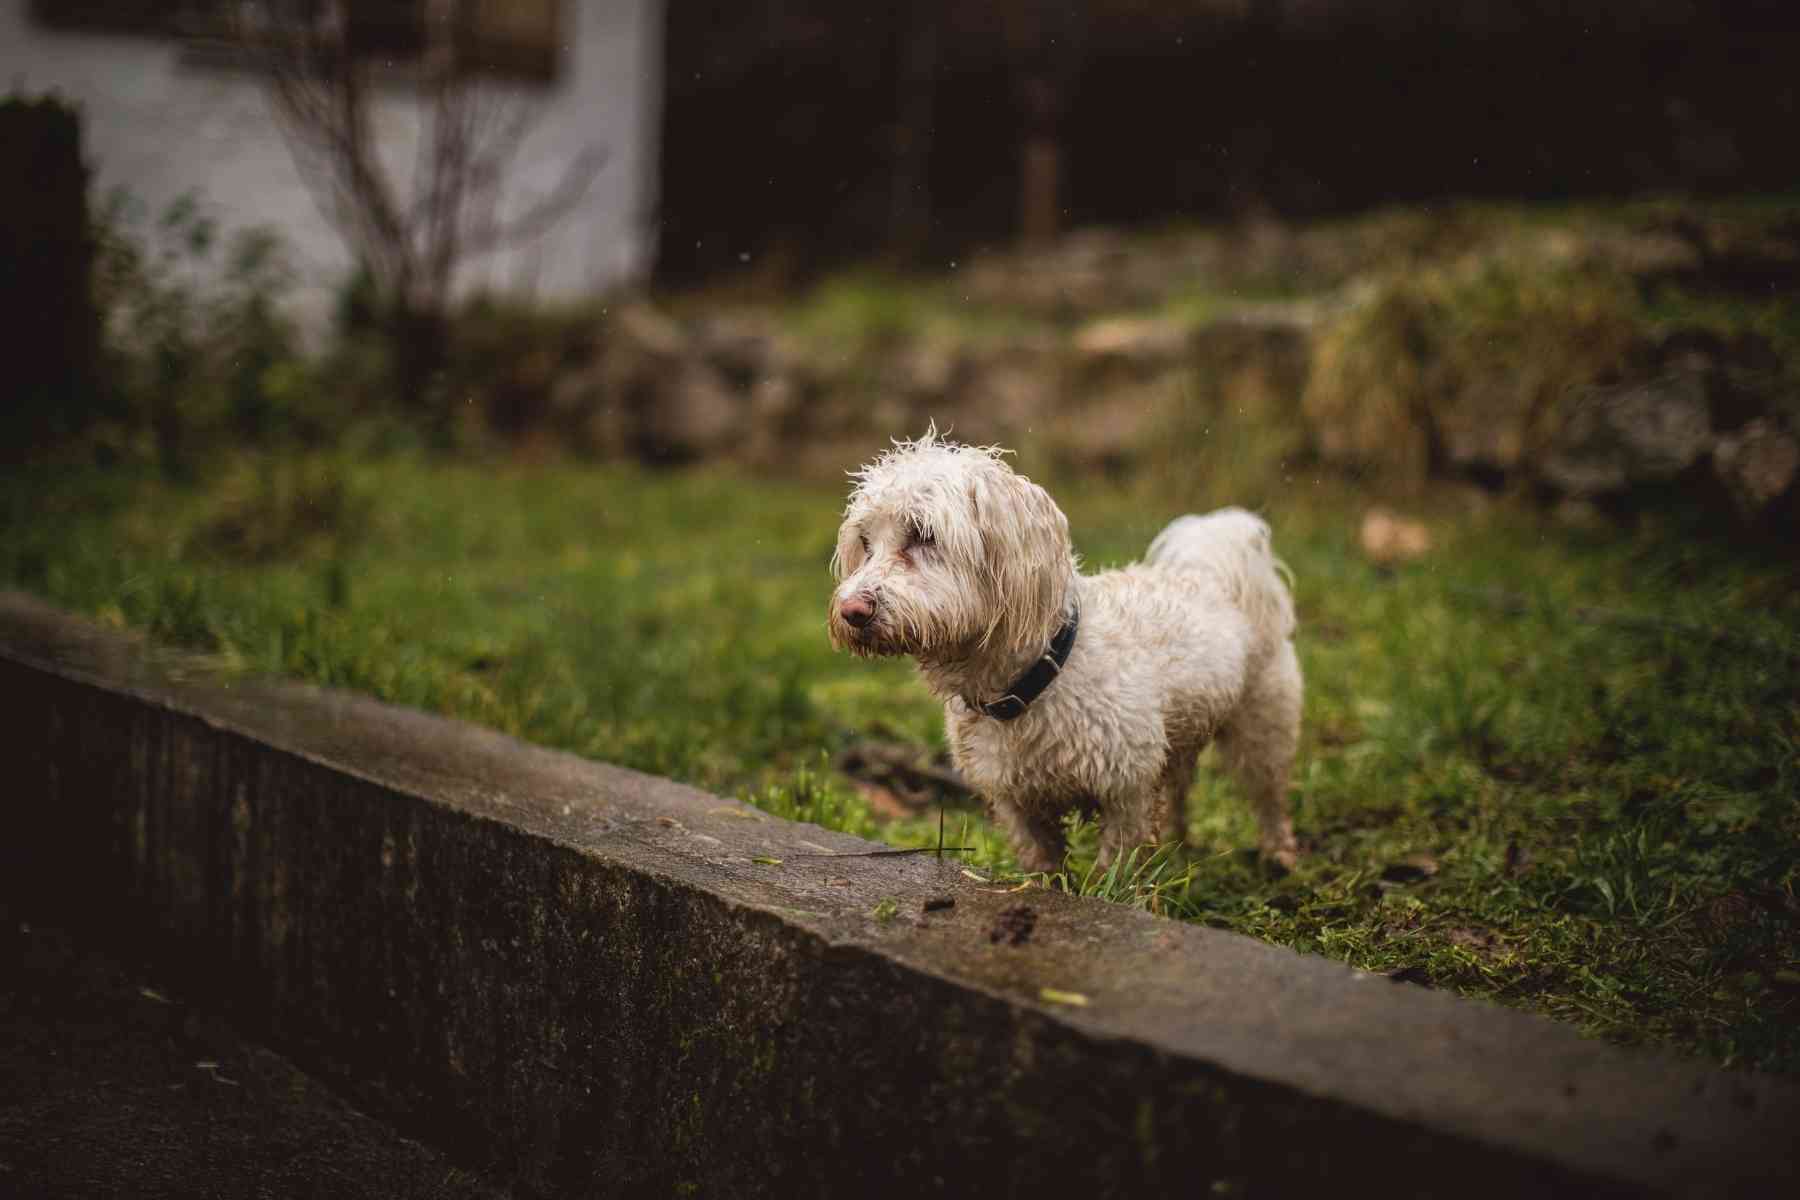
{"left": 461, "top": 145, "right": 607, "bottom": 259}
{"left": 232, "top": 0, "right": 605, "bottom": 384}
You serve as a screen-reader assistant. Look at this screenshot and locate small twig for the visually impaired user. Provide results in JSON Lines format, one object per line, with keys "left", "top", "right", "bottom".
{"left": 788, "top": 846, "right": 975, "bottom": 860}
{"left": 835, "top": 740, "right": 972, "bottom": 799}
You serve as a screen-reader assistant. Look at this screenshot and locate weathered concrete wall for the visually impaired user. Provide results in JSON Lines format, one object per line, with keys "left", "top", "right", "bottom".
{"left": 1, "top": 590, "right": 1795, "bottom": 1198}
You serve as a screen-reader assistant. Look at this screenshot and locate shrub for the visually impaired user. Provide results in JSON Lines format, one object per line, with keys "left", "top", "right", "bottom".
{"left": 439, "top": 294, "right": 604, "bottom": 449}
{"left": 91, "top": 190, "right": 309, "bottom": 470}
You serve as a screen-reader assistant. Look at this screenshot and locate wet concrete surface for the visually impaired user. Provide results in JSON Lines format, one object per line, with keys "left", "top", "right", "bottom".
{"left": 2, "top": 590, "right": 1798, "bottom": 1198}
{"left": 0, "top": 904, "right": 505, "bottom": 1199}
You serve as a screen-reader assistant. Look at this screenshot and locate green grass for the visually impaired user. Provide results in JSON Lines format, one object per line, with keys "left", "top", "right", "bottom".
{"left": 0, "top": 453, "right": 936, "bottom": 788}
{"left": 774, "top": 268, "right": 1055, "bottom": 351}
{"left": 3, "top": 449, "right": 1795, "bottom": 1074}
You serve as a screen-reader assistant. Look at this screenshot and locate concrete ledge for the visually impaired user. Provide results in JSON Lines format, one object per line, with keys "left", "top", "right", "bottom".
{"left": 1, "top": 590, "right": 1795, "bottom": 1197}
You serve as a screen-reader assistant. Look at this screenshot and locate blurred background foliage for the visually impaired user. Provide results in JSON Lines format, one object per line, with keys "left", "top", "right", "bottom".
{"left": 15, "top": 158, "right": 1796, "bottom": 541}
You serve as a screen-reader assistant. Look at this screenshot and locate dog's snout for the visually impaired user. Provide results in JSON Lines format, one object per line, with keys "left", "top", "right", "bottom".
{"left": 839, "top": 594, "right": 877, "bottom": 629}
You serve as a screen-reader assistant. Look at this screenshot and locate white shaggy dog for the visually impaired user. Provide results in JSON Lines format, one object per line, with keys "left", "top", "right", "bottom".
{"left": 828, "top": 430, "right": 1302, "bottom": 873}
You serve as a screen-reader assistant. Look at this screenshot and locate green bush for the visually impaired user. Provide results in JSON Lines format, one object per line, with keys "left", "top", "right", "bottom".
{"left": 92, "top": 190, "right": 310, "bottom": 469}
{"left": 441, "top": 294, "right": 603, "bottom": 448}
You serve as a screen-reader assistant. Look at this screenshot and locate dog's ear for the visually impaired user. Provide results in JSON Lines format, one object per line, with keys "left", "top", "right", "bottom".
{"left": 968, "top": 465, "right": 1071, "bottom": 653}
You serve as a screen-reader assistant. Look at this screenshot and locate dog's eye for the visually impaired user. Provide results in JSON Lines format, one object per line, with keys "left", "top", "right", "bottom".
{"left": 908, "top": 525, "right": 934, "bottom": 548}
{"left": 859, "top": 533, "right": 870, "bottom": 555}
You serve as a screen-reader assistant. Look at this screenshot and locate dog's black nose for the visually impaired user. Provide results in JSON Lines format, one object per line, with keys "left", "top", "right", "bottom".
{"left": 840, "top": 594, "right": 877, "bottom": 629}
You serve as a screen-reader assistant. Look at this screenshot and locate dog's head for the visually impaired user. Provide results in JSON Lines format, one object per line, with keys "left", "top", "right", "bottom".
{"left": 829, "top": 428, "right": 1073, "bottom": 661}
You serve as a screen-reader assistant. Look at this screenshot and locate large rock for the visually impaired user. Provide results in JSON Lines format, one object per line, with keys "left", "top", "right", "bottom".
{"left": 638, "top": 359, "right": 743, "bottom": 462}
{"left": 1540, "top": 373, "right": 1713, "bottom": 497}
{"left": 589, "top": 302, "right": 749, "bottom": 464}
{"left": 1072, "top": 316, "right": 1191, "bottom": 366}
{"left": 1713, "top": 417, "right": 1800, "bottom": 520}
{"left": 942, "top": 343, "right": 1058, "bottom": 442}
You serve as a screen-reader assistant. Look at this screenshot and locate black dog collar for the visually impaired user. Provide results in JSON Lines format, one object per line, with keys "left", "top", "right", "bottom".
{"left": 978, "top": 605, "right": 1080, "bottom": 721}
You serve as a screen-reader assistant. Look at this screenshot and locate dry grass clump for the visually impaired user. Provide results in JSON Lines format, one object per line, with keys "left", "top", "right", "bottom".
{"left": 1303, "top": 246, "right": 1642, "bottom": 490}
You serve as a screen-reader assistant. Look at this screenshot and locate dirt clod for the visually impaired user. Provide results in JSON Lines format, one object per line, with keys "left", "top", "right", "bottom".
{"left": 1388, "top": 965, "right": 1433, "bottom": 987}
{"left": 989, "top": 905, "right": 1037, "bottom": 946}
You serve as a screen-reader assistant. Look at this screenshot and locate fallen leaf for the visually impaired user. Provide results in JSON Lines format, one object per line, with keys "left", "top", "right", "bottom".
{"left": 989, "top": 905, "right": 1037, "bottom": 946}
{"left": 1360, "top": 507, "right": 1432, "bottom": 565}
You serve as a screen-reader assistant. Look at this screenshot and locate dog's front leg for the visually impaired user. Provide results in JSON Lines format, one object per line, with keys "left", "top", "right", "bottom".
{"left": 987, "top": 794, "right": 1066, "bottom": 875}
{"left": 1096, "top": 784, "right": 1162, "bottom": 871}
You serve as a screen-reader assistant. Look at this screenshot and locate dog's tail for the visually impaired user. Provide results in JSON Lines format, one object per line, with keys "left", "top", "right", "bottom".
{"left": 1145, "top": 508, "right": 1296, "bottom": 641}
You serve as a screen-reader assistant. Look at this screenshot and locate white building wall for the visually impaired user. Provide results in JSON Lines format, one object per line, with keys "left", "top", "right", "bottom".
{"left": 0, "top": 1, "right": 661, "bottom": 335}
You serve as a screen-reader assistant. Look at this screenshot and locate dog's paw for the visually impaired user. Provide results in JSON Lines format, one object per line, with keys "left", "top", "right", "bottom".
{"left": 1259, "top": 842, "right": 1300, "bottom": 875}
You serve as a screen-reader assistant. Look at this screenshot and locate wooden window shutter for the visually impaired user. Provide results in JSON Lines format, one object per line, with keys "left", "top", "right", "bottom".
{"left": 465, "top": 0, "right": 560, "bottom": 83}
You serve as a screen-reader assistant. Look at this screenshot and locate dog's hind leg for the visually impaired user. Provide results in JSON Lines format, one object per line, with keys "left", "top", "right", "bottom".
{"left": 1216, "top": 640, "right": 1302, "bottom": 870}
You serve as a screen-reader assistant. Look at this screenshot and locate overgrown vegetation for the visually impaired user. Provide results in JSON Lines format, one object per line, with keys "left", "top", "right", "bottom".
{"left": 42, "top": 188, "right": 607, "bottom": 467}
{"left": 2, "top": 452, "right": 1795, "bottom": 1075}
{"left": 90, "top": 192, "right": 312, "bottom": 469}
{"left": 39, "top": 189, "right": 1800, "bottom": 514}
{"left": 1302, "top": 204, "right": 1800, "bottom": 490}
